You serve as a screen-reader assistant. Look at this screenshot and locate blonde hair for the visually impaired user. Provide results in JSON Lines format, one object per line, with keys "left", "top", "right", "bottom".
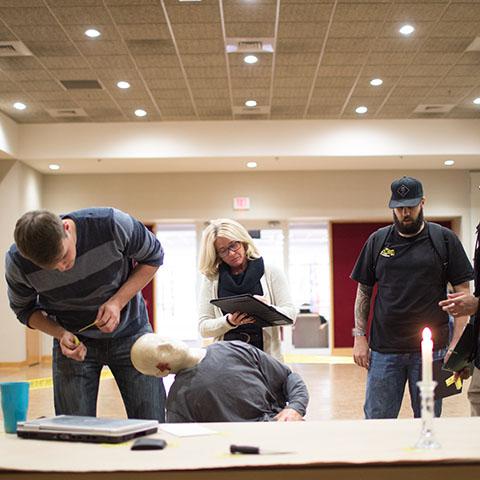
{"left": 198, "top": 218, "right": 260, "bottom": 278}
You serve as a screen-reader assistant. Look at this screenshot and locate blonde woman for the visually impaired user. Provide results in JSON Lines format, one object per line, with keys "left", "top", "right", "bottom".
{"left": 198, "top": 218, "right": 296, "bottom": 361}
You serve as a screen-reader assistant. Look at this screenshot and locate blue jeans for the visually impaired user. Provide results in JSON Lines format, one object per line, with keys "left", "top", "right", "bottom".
{"left": 52, "top": 325, "right": 165, "bottom": 422}
{"left": 364, "top": 349, "right": 446, "bottom": 419}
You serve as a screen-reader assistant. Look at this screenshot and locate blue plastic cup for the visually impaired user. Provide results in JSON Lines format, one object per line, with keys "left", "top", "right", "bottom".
{"left": 0, "top": 382, "right": 29, "bottom": 433}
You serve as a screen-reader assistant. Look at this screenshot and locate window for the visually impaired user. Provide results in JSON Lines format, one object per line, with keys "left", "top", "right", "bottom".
{"left": 155, "top": 225, "right": 198, "bottom": 340}
{"left": 288, "top": 223, "right": 331, "bottom": 320}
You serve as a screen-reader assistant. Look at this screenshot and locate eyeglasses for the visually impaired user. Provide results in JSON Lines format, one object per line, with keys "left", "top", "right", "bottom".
{"left": 217, "top": 241, "right": 242, "bottom": 258}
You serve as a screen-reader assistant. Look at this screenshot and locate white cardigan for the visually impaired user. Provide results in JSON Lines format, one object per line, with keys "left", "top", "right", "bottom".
{"left": 198, "top": 263, "right": 296, "bottom": 361}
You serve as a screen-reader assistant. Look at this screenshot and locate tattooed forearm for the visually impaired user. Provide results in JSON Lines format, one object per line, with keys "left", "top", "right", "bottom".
{"left": 354, "top": 283, "right": 373, "bottom": 333}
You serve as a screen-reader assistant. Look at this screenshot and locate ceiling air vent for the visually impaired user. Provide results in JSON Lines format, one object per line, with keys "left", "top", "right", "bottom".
{"left": 233, "top": 105, "right": 270, "bottom": 115}
{"left": 226, "top": 38, "right": 274, "bottom": 53}
{"left": 46, "top": 108, "right": 88, "bottom": 118}
{"left": 59, "top": 80, "right": 103, "bottom": 90}
{"left": 0, "top": 41, "right": 33, "bottom": 57}
{"left": 413, "top": 104, "right": 454, "bottom": 114}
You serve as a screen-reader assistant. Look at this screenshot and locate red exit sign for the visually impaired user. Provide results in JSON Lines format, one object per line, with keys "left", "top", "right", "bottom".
{"left": 233, "top": 197, "right": 250, "bottom": 210}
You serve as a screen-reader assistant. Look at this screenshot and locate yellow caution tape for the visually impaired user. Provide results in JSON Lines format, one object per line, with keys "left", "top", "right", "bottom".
{"left": 28, "top": 368, "right": 113, "bottom": 390}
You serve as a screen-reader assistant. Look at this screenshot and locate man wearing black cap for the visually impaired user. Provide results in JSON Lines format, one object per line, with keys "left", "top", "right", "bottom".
{"left": 351, "top": 176, "right": 474, "bottom": 419}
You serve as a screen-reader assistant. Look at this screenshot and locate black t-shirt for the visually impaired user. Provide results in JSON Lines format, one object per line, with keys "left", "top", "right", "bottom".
{"left": 351, "top": 224, "right": 474, "bottom": 353}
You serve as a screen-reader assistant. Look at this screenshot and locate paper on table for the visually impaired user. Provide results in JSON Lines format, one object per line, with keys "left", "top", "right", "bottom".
{"left": 159, "top": 424, "right": 217, "bottom": 437}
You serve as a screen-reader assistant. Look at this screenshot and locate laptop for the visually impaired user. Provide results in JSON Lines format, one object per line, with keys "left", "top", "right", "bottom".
{"left": 16, "top": 415, "right": 159, "bottom": 443}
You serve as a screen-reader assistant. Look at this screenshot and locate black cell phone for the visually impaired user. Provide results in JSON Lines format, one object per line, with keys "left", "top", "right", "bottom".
{"left": 130, "top": 438, "right": 167, "bottom": 450}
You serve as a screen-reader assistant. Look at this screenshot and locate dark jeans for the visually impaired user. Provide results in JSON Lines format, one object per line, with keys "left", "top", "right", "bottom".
{"left": 364, "top": 348, "right": 446, "bottom": 419}
{"left": 52, "top": 326, "right": 165, "bottom": 422}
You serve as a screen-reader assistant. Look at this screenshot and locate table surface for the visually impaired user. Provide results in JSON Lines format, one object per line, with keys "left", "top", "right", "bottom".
{"left": 1, "top": 417, "right": 480, "bottom": 479}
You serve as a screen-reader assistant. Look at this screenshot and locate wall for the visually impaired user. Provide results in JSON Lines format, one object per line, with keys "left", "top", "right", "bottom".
{"left": 42, "top": 169, "right": 473, "bottom": 249}
{"left": 0, "top": 167, "right": 474, "bottom": 360}
{"left": 0, "top": 162, "right": 42, "bottom": 362}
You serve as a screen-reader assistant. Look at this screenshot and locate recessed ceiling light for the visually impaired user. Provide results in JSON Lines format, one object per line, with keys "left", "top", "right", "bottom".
{"left": 245, "top": 100, "right": 257, "bottom": 108}
{"left": 48, "top": 164, "right": 60, "bottom": 171}
{"left": 473, "top": 97, "right": 480, "bottom": 105}
{"left": 84, "top": 28, "right": 101, "bottom": 38}
{"left": 370, "top": 78, "right": 383, "bottom": 87}
{"left": 399, "top": 24, "right": 415, "bottom": 36}
{"left": 134, "top": 109, "right": 147, "bottom": 117}
{"left": 117, "top": 81, "right": 130, "bottom": 89}
{"left": 244, "top": 55, "right": 258, "bottom": 64}
{"left": 355, "top": 105, "right": 368, "bottom": 114}
{"left": 444, "top": 160, "right": 455, "bottom": 166}
{"left": 13, "top": 102, "right": 26, "bottom": 110}
{"left": 246, "top": 161, "right": 257, "bottom": 169}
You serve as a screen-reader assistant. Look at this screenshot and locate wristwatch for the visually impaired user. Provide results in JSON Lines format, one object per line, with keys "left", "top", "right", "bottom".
{"left": 352, "top": 328, "right": 366, "bottom": 337}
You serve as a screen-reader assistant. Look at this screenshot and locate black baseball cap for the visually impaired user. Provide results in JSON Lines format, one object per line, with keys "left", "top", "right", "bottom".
{"left": 388, "top": 176, "right": 424, "bottom": 208}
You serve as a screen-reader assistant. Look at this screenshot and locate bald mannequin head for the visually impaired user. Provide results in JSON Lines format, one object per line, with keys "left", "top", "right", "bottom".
{"left": 130, "top": 334, "right": 205, "bottom": 377}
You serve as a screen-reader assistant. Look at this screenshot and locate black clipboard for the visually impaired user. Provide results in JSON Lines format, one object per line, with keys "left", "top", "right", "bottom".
{"left": 210, "top": 294, "right": 294, "bottom": 328}
{"left": 442, "top": 320, "right": 478, "bottom": 373}
{"left": 433, "top": 359, "right": 462, "bottom": 399}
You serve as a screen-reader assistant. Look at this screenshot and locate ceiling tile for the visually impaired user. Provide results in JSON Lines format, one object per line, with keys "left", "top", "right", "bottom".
{"left": 443, "top": 3, "right": 480, "bottom": 20}
{"left": 39, "top": 56, "right": 90, "bottom": 69}
{"left": 389, "top": 2, "right": 447, "bottom": 21}
{"left": 191, "top": 88, "right": 230, "bottom": 99}
{"left": 231, "top": 77, "right": 270, "bottom": 89}
{"left": 273, "top": 76, "right": 312, "bottom": 88}
{"left": 326, "top": 38, "right": 373, "bottom": 53}
{"left": 108, "top": 5, "right": 165, "bottom": 24}
{"left": 0, "top": 7, "right": 57, "bottom": 25}
{"left": 273, "top": 65, "right": 317, "bottom": 78}
{"left": 134, "top": 54, "right": 179, "bottom": 67}
{"left": 278, "top": 22, "right": 328, "bottom": 39}
{"left": 9, "top": 25, "right": 69, "bottom": 41}
{"left": 140, "top": 67, "right": 185, "bottom": 79}
{"left": 116, "top": 24, "right": 170, "bottom": 40}
{"left": 281, "top": 3, "right": 333, "bottom": 22}
{"left": 48, "top": 6, "right": 113, "bottom": 24}
{"left": 180, "top": 54, "right": 226, "bottom": 67}
{"left": 335, "top": 3, "right": 390, "bottom": 21}
{"left": 27, "top": 41, "right": 78, "bottom": 57}
{"left": 223, "top": 4, "right": 276, "bottom": 23}
{"left": 0, "top": 57, "right": 44, "bottom": 70}
{"left": 164, "top": 5, "right": 221, "bottom": 24}
{"left": 276, "top": 39, "right": 323, "bottom": 54}
{"left": 17, "top": 80, "right": 64, "bottom": 92}
{"left": 176, "top": 39, "right": 225, "bottom": 55}
{"left": 225, "top": 22, "right": 275, "bottom": 37}
{"left": 329, "top": 21, "right": 383, "bottom": 38}
{"left": 173, "top": 23, "right": 222, "bottom": 40}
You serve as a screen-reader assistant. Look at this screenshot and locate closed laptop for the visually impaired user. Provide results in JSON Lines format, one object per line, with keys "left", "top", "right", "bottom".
{"left": 17, "top": 415, "right": 158, "bottom": 443}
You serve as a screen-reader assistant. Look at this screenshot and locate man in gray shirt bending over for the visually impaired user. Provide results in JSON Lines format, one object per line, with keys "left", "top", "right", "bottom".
{"left": 131, "top": 334, "right": 309, "bottom": 422}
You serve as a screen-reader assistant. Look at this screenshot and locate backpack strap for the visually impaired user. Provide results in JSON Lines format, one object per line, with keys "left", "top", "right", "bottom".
{"left": 426, "top": 222, "right": 449, "bottom": 273}
{"left": 372, "top": 225, "right": 394, "bottom": 272}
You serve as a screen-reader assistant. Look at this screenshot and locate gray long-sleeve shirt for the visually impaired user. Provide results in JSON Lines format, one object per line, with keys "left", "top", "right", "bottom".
{"left": 166, "top": 341, "right": 309, "bottom": 422}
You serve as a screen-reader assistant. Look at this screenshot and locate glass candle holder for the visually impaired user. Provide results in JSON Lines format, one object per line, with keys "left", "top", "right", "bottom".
{"left": 415, "top": 381, "right": 441, "bottom": 449}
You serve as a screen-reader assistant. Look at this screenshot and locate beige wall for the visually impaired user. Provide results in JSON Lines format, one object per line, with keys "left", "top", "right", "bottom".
{"left": 0, "top": 161, "right": 42, "bottom": 362}
{"left": 42, "top": 168, "right": 473, "bottom": 247}
{"left": 0, "top": 166, "right": 476, "bottom": 362}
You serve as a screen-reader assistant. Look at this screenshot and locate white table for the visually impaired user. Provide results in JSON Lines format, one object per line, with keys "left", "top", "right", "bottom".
{"left": 1, "top": 417, "right": 480, "bottom": 480}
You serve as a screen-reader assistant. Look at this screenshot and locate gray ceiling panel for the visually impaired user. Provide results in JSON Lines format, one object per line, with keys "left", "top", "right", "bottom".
{"left": 0, "top": 0, "right": 479, "bottom": 122}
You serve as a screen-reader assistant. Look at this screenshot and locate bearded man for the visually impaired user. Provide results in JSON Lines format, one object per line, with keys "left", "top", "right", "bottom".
{"left": 350, "top": 176, "right": 473, "bottom": 419}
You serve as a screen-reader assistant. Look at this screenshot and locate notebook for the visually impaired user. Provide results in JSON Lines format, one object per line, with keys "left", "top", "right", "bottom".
{"left": 16, "top": 415, "right": 159, "bottom": 443}
{"left": 442, "top": 320, "right": 478, "bottom": 373}
{"left": 210, "top": 294, "right": 294, "bottom": 328}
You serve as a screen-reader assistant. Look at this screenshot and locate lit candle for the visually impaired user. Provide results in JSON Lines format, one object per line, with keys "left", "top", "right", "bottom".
{"left": 421, "top": 327, "right": 433, "bottom": 385}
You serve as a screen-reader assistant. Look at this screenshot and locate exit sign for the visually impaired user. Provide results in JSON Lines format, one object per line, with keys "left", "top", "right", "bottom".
{"left": 233, "top": 197, "right": 250, "bottom": 210}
